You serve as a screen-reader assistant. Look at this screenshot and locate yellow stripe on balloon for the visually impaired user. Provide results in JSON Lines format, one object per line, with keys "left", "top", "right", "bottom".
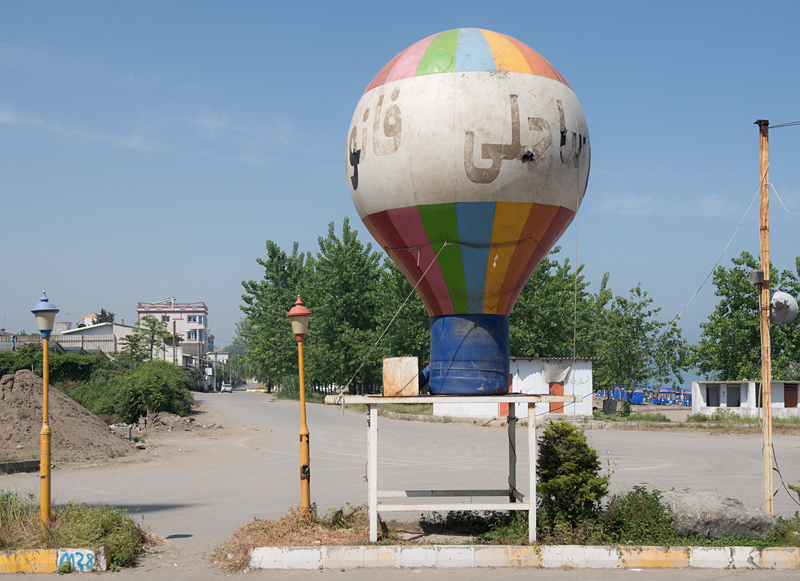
{"left": 483, "top": 202, "right": 532, "bottom": 313}
{"left": 479, "top": 29, "right": 532, "bottom": 74}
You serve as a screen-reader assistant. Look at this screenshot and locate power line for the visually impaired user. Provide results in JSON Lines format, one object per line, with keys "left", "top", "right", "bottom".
{"left": 768, "top": 120, "right": 800, "bottom": 129}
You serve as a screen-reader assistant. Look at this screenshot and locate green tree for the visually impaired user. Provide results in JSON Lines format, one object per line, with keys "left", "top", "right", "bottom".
{"left": 137, "top": 315, "right": 167, "bottom": 361}
{"left": 592, "top": 282, "right": 689, "bottom": 397}
{"left": 240, "top": 240, "right": 309, "bottom": 386}
{"left": 118, "top": 332, "right": 147, "bottom": 368}
{"left": 537, "top": 421, "right": 608, "bottom": 523}
{"left": 304, "top": 218, "right": 383, "bottom": 386}
{"left": 693, "top": 251, "right": 800, "bottom": 380}
{"left": 376, "top": 259, "right": 430, "bottom": 366}
{"left": 94, "top": 308, "right": 115, "bottom": 324}
{"left": 116, "top": 360, "right": 193, "bottom": 423}
{"left": 509, "top": 248, "right": 595, "bottom": 358}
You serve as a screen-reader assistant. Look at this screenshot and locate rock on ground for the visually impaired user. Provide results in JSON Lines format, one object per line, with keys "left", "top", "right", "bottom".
{"left": 0, "top": 369, "right": 134, "bottom": 463}
{"left": 660, "top": 489, "right": 776, "bottom": 540}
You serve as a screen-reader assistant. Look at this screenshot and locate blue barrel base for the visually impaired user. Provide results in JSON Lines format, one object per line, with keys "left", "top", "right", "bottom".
{"left": 428, "top": 314, "right": 509, "bottom": 396}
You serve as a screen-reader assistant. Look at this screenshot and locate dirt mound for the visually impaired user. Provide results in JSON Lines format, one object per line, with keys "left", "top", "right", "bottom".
{"left": 0, "top": 369, "right": 134, "bottom": 462}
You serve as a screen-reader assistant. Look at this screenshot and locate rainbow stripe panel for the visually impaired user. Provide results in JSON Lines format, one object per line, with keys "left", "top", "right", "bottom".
{"left": 365, "top": 28, "right": 569, "bottom": 94}
{"left": 362, "top": 202, "right": 574, "bottom": 317}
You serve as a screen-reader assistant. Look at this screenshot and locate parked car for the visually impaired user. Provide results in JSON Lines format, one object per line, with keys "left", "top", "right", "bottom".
{"left": 220, "top": 383, "right": 232, "bottom": 393}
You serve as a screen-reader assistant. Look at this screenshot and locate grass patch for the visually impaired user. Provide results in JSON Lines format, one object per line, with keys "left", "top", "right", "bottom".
{"left": 214, "top": 504, "right": 372, "bottom": 573}
{"left": 688, "top": 409, "right": 800, "bottom": 424}
{"left": 593, "top": 410, "right": 671, "bottom": 423}
{"left": 0, "top": 491, "right": 153, "bottom": 569}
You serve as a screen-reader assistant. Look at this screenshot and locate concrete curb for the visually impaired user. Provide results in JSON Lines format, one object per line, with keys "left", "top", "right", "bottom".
{"left": 249, "top": 545, "right": 800, "bottom": 570}
{"left": 0, "top": 547, "right": 108, "bottom": 573}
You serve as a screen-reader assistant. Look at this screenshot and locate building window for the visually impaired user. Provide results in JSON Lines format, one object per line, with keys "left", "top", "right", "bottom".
{"left": 188, "top": 331, "right": 197, "bottom": 340}
{"left": 198, "top": 331, "right": 203, "bottom": 341}
{"left": 161, "top": 315, "right": 170, "bottom": 322}
{"left": 187, "top": 315, "right": 204, "bottom": 324}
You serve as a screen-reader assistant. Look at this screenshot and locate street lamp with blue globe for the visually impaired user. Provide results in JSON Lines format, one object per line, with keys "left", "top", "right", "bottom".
{"left": 31, "top": 291, "right": 59, "bottom": 526}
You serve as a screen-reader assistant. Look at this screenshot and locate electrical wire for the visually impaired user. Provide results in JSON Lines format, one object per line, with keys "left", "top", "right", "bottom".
{"left": 659, "top": 184, "right": 762, "bottom": 334}
{"left": 334, "top": 242, "right": 448, "bottom": 406}
{"left": 768, "top": 121, "right": 800, "bottom": 129}
{"left": 771, "top": 183, "right": 800, "bottom": 217}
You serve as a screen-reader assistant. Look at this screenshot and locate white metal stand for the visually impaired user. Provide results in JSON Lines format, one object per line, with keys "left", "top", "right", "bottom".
{"left": 326, "top": 394, "right": 576, "bottom": 543}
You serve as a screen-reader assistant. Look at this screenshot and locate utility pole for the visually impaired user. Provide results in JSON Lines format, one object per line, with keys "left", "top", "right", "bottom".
{"left": 756, "top": 119, "right": 773, "bottom": 517}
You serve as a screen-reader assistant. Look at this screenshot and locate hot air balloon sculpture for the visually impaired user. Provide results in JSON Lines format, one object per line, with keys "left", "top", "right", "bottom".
{"left": 346, "top": 28, "right": 590, "bottom": 395}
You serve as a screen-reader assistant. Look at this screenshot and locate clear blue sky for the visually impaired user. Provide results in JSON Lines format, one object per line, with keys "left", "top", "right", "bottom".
{"left": 2, "top": 1, "right": 798, "bottom": 377}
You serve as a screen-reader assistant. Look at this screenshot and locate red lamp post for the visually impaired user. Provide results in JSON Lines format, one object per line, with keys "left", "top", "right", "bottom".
{"left": 287, "top": 296, "right": 312, "bottom": 519}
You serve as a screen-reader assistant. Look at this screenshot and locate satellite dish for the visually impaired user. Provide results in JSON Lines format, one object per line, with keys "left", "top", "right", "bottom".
{"left": 770, "top": 291, "right": 798, "bottom": 325}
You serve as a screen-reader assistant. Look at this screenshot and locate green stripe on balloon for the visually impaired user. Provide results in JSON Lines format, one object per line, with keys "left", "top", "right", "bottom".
{"left": 417, "top": 29, "right": 459, "bottom": 76}
{"left": 417, "top": 203, "right": 469, "bottom": 313}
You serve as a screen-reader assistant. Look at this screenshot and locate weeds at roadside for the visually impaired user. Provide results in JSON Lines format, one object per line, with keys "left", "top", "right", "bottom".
{"left": 0, "top": 491, "right": 153, "bottom": 569}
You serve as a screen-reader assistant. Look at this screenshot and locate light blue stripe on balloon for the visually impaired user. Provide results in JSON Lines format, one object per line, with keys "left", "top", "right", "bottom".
{"left": 456, "top": 202, "right": 495, "bottom": 313}
{"left": 455, "top": 28, "right": 495, "bottom": 72}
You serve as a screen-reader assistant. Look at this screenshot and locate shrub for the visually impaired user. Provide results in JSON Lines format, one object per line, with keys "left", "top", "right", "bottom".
{"left": 115, "top": 361, "right": 194, "bottom": 423}
{"left": 537, "top": 421, "right": 609, "bottom": 524}
{"left": 279, "top": 373, "right": 300, "bottom": 400}
{"left": 603, "top": 486, "right": 678, "bottom": 545}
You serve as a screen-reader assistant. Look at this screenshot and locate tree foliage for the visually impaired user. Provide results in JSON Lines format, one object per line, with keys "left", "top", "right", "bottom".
{"left": 93, "top": 308, "right": 115, "bottom": 324}
{"left": 592, "top": 282, "right": 689, "bottom": 394}
{"left": 537, "top": 421, "right": 608, "bottom": 523}
{"left": 237, "top": 219, "right": 690, "bottom": 393}
{"left": 693, "top": 251, "right": 800, "bottom": 381}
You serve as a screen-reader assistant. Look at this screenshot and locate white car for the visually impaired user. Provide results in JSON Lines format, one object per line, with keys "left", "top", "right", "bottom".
{"left": 220, "top": 383, "right": 232, "bottom": 393}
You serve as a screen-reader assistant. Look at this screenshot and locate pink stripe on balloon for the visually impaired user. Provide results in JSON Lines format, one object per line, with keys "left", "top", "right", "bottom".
{"left": 386, "top": 206, "right": 455, "bottom": 315}
{"left": 384, "top": 34, "right": 437, "bottom": 85}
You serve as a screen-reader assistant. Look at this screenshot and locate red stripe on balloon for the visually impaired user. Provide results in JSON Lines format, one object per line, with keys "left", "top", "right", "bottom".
{"left": 495, "top": 204, "right": 561, "bottom": 315}
{"left": 386, "top": 207, "right": 455, "bottom": 315}
{"left": 502, "top": 206, "right": 575, "bottom": 316}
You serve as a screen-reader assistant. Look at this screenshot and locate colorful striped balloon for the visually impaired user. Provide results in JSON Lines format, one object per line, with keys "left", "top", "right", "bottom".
{"left": 347, "top": 28, "right": 590, "bottom": 319}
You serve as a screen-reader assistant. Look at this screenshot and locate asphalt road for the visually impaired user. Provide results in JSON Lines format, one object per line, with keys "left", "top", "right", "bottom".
{"left": 2, "top": 385, "right": 799, "bottom": 580}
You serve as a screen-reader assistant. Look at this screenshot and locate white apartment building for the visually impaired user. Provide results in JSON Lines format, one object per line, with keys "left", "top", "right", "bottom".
{"left": 137, "top": 298, "right": 213, "bottom": 366}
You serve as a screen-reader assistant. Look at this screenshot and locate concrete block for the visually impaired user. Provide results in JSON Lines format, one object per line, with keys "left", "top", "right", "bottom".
{"left": 729, "top": 546, "right": 760, "bottom": 569}
{"left": 540, "top": 545, "right": 582, "bottom": 569}
{"left": 473, "top": 546, "right": 541, "bottom": 568}
{"left": 582, "top": 546, "right": 622, "bottom": 568}
{"left": 620, "top": 547, "right": 690, "bottom": 569}
{"left": 0, "top": 550, "right": 57, "bottom": 573}
{"left": 759, "top": 547, "right": 800, "bottom": 569}
{"left": 436, "top": 546, "right": 474, "bottom": 568}
{"left": 249, "top": 547, "right": 286, "bottom": 569}
{"left": 399, "top": 546, "right": 437, "bottom": 568}
{"left": 284, "top": 547, "right": 323, "bottom": 569}
{"left": 361, "top": 546, "right": 399, "bottom": 568}
{"left": 324, "top": 546, "right": 364, "bottom": 569}
{"left": 690, "top": 547, "right": 733, "bottom": 569}
{"left": 57, "top": 547, "right": 108, "bottom": 572}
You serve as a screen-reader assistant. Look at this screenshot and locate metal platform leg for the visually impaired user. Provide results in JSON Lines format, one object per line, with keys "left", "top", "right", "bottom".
{"left": 507, "top": 406, "right": 516, "bottom": 503}
{"left": 367, "top": 404, "right": 378, "bottom": 542}
{"left": 528, "top": 402, "right": 536, "bottom": 543}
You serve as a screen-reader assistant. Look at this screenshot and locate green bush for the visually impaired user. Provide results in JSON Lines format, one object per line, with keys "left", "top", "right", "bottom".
{"left": 0, "top": 350, "right": 109, "bottom": 382}
{"left": 537, "top": 421, "right": 609, "bottom": 524}
{"left": 279, "top": 373, "right": 300, "bottom": 400}
{"left": 603, "top": 486, "right": 678, "bottom": 544}
{"left": 115, "top": 360, "right": 193, "bottom": 423}
{"left": 0, "top": 493, "right": 147, "bottom": 569}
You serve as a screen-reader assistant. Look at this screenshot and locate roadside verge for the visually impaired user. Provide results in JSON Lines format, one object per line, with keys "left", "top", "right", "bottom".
{"left": 249, "top": 544, "right": 800, "bottom": 570}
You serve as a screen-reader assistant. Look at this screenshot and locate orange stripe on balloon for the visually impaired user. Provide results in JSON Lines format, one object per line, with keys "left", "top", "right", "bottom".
{"left": 503, "top": 34, "right": 571, "bottom": 88}
{"left": 478, "top": 29, "right": 532, "bottom": 74}
{"left": 482, "top": 202, "right": 532, "bottom": 314}
{"left": 495, "top": 204, "right": 560, "bottom": 315}
{"left": 503, "top": 206, "right": 576, "bottom": 316}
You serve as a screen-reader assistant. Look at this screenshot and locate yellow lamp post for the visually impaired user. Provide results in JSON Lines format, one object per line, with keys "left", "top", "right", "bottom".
{"left": 287, "top": 296, "right": 312, "bottom": 519}
{"left": 31, "top": 291, "right": 59, "bottom": 527}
